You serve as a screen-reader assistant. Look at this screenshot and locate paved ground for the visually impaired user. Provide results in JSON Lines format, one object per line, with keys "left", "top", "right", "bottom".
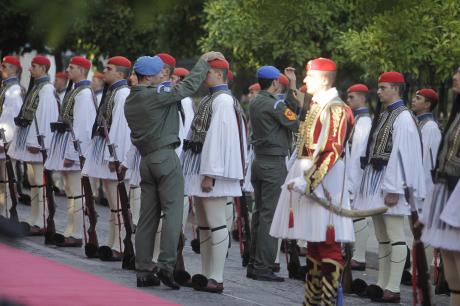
{"left": 1, "top": 195, "right": 450, "bottom": 306}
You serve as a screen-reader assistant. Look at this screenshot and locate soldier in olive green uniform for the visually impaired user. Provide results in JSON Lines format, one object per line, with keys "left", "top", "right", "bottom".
{"left": 124, "top": 52, "right": 224, "bottom": 289}
{"left": 247, "top": 66, "right": 300, "bottom": 281}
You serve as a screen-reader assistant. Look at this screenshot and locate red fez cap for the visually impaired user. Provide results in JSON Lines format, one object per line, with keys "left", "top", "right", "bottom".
{"left": 70, "top": 56, "right": 91, "bottom": 70}
{"left": 208, "top": 59, "right": 229, "bottom": 69}
{"left": 278, "top": 73, "right": 289, "bottom": 86}
{"left": 417, "top": 88, "right": 438, "bottom": 103}
{"left": 157, "top": 53, "right": 176, "bottom": 68}
{"left": 2, "top": 56, "right": 21, "bottom": 68}
{"left": 248, "top": 83, "right": 261, "bottom": 92}
{"left": 299, "top": 84, "right": 307, "bottom": 93}
{"left": 227, "top": 70, "right": 234, "bottom": 81}
{"left": 347, "top": 83, "right": 369, "bottom": 93}
{"left": 378, "top": 71, "right": 405, "bottom": 84}
{"left": 305, "top": 57, "right": 336, "bottom": 72}
{"left": 173, "top": 67, "right": 190, "bottom": 77}
{"left": 93, "top": 71, "right": 104, "bottom": 79}
{"left": 108, "top": 56, "right": 132, "bottom": 68}
{"left": 55, "top": 71, "right": 68, "bottom": 79}
{"left": 32, "top": 55, "right": 51, "bottom": 68}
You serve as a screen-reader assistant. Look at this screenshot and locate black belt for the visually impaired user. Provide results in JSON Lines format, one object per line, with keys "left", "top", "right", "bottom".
{"left": 50, "top": 121, "right": 70, "bottom": 133}
{"left": 432, "top": 170, "right": 459, "bottom": 191}
{"left": 183, "top": 140, "right": 202, "bottom": 153}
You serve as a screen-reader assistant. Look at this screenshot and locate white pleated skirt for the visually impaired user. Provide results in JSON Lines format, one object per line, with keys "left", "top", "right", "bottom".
{"left": 270, "top": 159, "right": 354, "bottom": 242}
{"left": 242, "top": 147, "right": 254, "bottom": 193}
{"left": 353, "top": 165, "right": 410, "bottom": 216}
{"left": 44, "top": 132, "right": 80, "bottom": 171}
{"left": 422, "top": 183, "right": 460, "bottom": 251}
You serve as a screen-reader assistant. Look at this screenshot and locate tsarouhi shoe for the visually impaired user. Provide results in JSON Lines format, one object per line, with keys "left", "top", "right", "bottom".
{"left": 157, "top": 269, "right": 180, "bottom": 290}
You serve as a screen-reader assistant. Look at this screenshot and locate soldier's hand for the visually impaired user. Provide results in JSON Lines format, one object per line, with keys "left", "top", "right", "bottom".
{"left": 27, "top": 146, "right": 40, "bottom": 154}
{"left": 292, "top": 89, "right": 305, "bottom": 108}
{"left": 201, "top": 51, "right": 225, "bottom": 62}
{"left": 108, "top": 161, "right": 116, "bottom": 172}
{"left": 284, "top": 67, "right": 297, "bottom": 89}
{"left": 384, "top": 193, "right": 399, "bottom": 207}
{"left": 201, "top": 175, "right": 214, "bottom": 193}
{"left": 118, "top": 165, "right": 127, "bottom": 180}
{"left": 63, "top": 159, "right": 75, "bottom": 168}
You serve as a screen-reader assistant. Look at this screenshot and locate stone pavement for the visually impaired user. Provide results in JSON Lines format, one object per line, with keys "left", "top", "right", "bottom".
{"left": 2, "top": 195, "right": 449, "bottom": 306}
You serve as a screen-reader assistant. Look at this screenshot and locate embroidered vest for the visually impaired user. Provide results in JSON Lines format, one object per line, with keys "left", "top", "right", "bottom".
{"left": 436, "top": 114, "right": 460, "bottom": 182}
{"left": 0, "top": 79, "right": 20, "bottom": 116}
{"left": 94, "top": 84, "right": 128, "bottom": 135}
{"left": 15, "top": 79, "right": 50, "bottom": 127}
{"left": 59, "top": 85, "right": 91, "bottom": 123}
{"left": 366, "top": 104, "right": 407, "bottom": 169}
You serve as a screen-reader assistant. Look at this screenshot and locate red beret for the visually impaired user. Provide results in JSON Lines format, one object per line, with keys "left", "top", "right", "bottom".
{"left": 108, "top": 56, "right": 131, "bottom": 68}
{"left": 305, "top": 57, "right": 336, "bottom": 72}
{"left": 157, "top": 53, "right": 176, "bottom": 68}
{"left": 173, "top": 67, "right": 190, "bottom": 77}
{"left": 278, "top": 73, "right": 289, "bottom": 86}
{"left": 299, "top": 84, "right": 307, "bottom": 93}
{"left": 347, "top": 83, "right": 369, "bottom": 93}
{"left": 32, "top": 55, "right": 51, "bottom": 68}
{"left": 55, "top": 71, "right": 68, "bottom": 79}
{"left": 208, "top": 59, "right": 229, "bottom": 69}
{"left": 2, "top": 56, "right": 21, "bottom": 68}
{"left": 378, "top": 71, "right": 405, "bottom": 84}
{"left": 227, "top": 69, "right": 234, "bottom": 81}
{"left": 70, "top": 56, "right": 91, "bottom": 70}
{"left": 248, "top": 83, "right": 261, "bottom": 92}
{"left": 417, "top": 88, "right": 438, "bottom": 103}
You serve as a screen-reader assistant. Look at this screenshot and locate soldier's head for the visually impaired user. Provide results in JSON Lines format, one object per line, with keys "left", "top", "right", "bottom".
{"left": 377, "top": 71, "right": 405, "bottom": 105}
{"left": 411, "top": 88, "right": 438, "bottom": 115}
{"left": 157, "top": 53, "right": 176, "bottom": 82}
{"left": 29, "top": 55, "right": 50, "bottom": 79}
{"left": 128, "top": 71, "right": 138, "bottom": 86}
{"left": 66, "top": 56, "right": 91, "bottom": 83}
{"left": 91, "top": 71, "right": 104, "bottom": 91}
{"left": 247, "top": 83, "right": 261, "bottom": 101}
{"left": 204, "top": 59, "right": 230, "bottom": 87}
{"left": 303, "top": 58, "right": 336, "bottom": 96}
{"left": 452, "top": 66, "right": 460, "bottom": 94}
{"left": 54, "top": 71, "right": 68, "bottom": 91}
{"left": 104, "top": 56, "right": 132, "bottom": 86}
{"left": 172, "top": 67, "right": 189, "bottom": 85}
{"left": 133, "top": 55, "right": 164, "bottom": 86}
{"left": 1, "top": 56, "right": 22, "bottom": 80}
{"left": 277, "top": 73, "right": 289, "bottom": 94}
{"left": 256, "top": 66, "right": 280, "bottom": 94}
{"left": 346, "top": 84, "right": 369, "bottom": 110}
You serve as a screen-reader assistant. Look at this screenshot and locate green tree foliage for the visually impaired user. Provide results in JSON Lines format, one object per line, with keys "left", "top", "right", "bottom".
{"left": 337, "top": 0, "right": 460, "bottom": 85}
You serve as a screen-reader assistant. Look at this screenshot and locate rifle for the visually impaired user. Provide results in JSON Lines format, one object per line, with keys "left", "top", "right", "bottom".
{"left": 234, "top": 194, "right": 251, "bottom": 267}
{"left": 397, "top": 150, "right": 432, "bottom": 306}
{"left": 33, "top": 114, "right": 56, "bottom": 245}
{"left": 99, "top": 114, "right": 135, "bottom": 270}
{"left": 67, "top": 123, "right": 99, "bottom": 258}
{"left": 0, "top": 128, "right": 19, "bottom": 222}
{"left": 341, "top": 243, "right": 353, "bottom": 293}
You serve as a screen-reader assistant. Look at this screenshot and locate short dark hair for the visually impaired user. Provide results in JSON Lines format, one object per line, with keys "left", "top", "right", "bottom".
{"left": 116, "top": 66, "right": 131, "bottom": 79}
{"left": 390, "top": 82, "right": 405, "bottom": 96}
{"left": 423, "top": 96, "right": 438, "bottom": 112}
{"left": 135, "top": 72, "right": 147, "bottom": 82}
{"left": 258, "top": 78, "right": 274, "bottom": 90}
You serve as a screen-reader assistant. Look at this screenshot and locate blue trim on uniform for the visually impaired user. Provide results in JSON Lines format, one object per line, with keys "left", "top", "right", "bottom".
{"left": 160, "top": 81, "right": 172, "bottom": 88}
{"left": 387, "top": 100, "right": 404, "bottom": 111}
{"left": 209, "top": 84, "right": 228, "bottom": 94}
{"left": 3, "top": 76, "right": 19, "bottom": 85}
{"left": 110, "top": 79, "right": 127, "bottom": 90}
{"left": 74, "top": 80, "right": 91, "bottom": 88}
{"left": 353, "top": 107, "right": 370, "bottom": 117}
{"left": 417, "top": 112, "right": 434, "bottom": 122}
{"left": 35, "top": 75, "right": 50, "bottom": 84}
{"left": 273, "top": 99, "right": 285, "bottom": 109}
{"left": 277, "top": 93, "right": 286, "bottom": 100}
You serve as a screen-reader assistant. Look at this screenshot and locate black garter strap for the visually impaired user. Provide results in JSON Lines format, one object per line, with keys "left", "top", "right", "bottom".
{"left": 353, "top": 218, "right": 366, "bottom": 222}
{"left": 199, "top": 226, "right": 210, "bottom": 230}
{"left": 110, "top": 209, "right": 122, "bottom": 213}
{"left": 0, "top": 180, "right": 8, "bottom": 183}
{"left": 379, "top": 241, "right": 390, "bottom": 245}
{"left": 226, "top": 201, "right": 232, "bottom": 206}
{"left": 392, "top": 241, "right": 406, "bottom": 246}
{"left": 30, "top": 184, "right": 45, "bottom": 188}
{"left": 211, "top": 225, "right": 227, "bottom": 232}
{"left": 67, "top": 195, "right": 84, "bottom": 200}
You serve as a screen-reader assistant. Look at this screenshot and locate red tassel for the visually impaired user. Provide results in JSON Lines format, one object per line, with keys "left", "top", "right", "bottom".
{"left": 326, "top": 224, "right": 335, "bottom": 245}
{"left": 288, "top": 208, "right": 294, "bottom": 228}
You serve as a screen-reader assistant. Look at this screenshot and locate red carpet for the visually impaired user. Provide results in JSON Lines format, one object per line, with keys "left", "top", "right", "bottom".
{"left": 0, "top": 243, "right": 179, "bottom": 306}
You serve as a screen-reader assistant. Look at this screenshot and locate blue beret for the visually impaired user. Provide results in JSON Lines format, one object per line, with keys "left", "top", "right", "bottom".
{"left": 257, "top": 66, "right": 280, "bottom": 80}
{"left": 133, "top": 56, "right": 164, "bottom": 76}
